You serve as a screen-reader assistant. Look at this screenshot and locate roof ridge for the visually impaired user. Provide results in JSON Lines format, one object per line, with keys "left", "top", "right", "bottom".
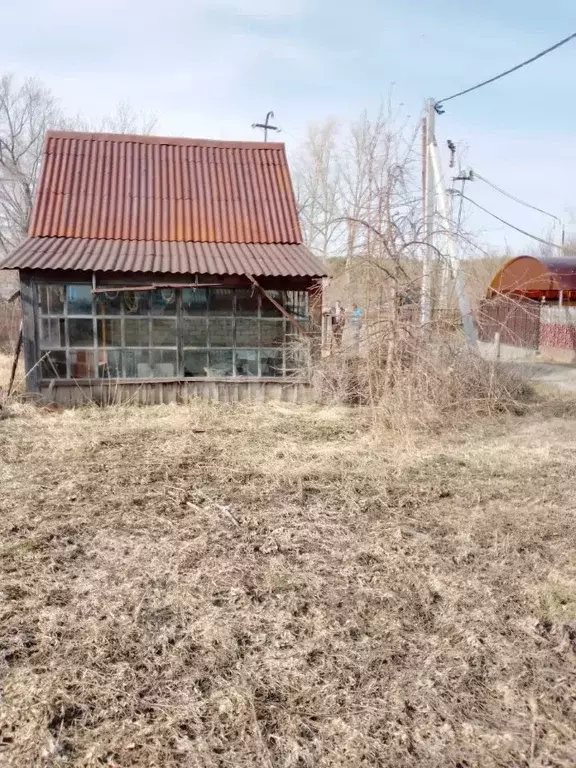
{"left": 45, "top": 130, "right": 285, "bottom": 151}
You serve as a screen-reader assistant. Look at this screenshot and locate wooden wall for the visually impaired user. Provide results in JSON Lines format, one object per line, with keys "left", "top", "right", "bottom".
{"left": 39, "top": 379, "right": 313, "bottom": 406}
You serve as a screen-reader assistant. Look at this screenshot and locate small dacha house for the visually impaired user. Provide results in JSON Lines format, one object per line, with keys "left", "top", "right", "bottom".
{"left": 1, "top": 131, "right": 326, "bottom": 404}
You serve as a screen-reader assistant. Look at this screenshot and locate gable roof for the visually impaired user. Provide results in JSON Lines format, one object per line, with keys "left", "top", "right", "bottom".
{"left": 2, "top": 131, "right": 326, "bottom": 278}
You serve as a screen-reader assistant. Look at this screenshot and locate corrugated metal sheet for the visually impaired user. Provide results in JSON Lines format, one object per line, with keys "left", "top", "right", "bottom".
{"left": 30, "top": 131, "right": 302, "bottom": 244}
{"left": 3, "top": 237, "right": 326, "bottom": 277}
{"left": 489, "top": 255, "right": 576, "bottom": 296}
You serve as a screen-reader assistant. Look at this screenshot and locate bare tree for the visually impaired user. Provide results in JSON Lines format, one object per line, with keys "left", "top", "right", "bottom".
{"left": 0, "top": 75, "right": 63, "bottom": 253}
{"left": 293, "top": 120, "right": 342, "bottom": 259}
{"left": 74, "top": 100, "right": 157, "bottom": 135}
{"left": 0, "top": 76, "right": 157, "bottom": 255}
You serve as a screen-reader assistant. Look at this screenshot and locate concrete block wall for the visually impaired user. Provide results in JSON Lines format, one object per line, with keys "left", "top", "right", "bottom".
{"left": 208, "top": 317, "right": 234, "bottom": 346}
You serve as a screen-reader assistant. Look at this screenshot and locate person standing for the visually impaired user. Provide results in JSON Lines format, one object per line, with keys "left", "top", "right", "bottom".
{"left": 350, "top": 304, "right": 363, "bottom": 347}
{"left": 329, "top": 300, "right": 346, "bottom": 349}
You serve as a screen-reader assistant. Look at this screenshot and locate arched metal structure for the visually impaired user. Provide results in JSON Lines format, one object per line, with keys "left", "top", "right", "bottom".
{"left": 488, "top": 255, "right": 576, "bottom": 301}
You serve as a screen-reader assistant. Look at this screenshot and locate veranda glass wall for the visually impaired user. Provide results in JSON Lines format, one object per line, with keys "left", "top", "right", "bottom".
{"left": 37, "top": 283, "right": 309, "bottom": 380}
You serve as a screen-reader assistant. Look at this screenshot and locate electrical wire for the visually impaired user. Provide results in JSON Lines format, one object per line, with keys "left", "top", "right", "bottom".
{"left": 457, "top": 192, "right": 561, "bottom": 249}
{"left": 473, "top": 171, "right": 560, "bottom": 222}
{"left": 435, "top": 31, "right": 576, "bottom": 112}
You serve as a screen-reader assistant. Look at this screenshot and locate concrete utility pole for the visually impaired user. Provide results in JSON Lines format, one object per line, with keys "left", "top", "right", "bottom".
{"left": 421, "top": 98, "right": 477, "bottom": 348}
{"left": 429, "top": 142, "right": 478, "bottom": 348}
{"left": 420, "top": 98, "right": 435, "bottom": 325}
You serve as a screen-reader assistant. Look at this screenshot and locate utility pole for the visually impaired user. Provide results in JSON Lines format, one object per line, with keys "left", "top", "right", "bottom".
{"left": 421, "top": 98, "right": 435, "bottom": 325}
{"left": 251, "top": 111, "right": 280, "bottom": 142}
{"left": 429, "top": 144, "right": 478, "bottom": 348}
{"left": 440, "top": 168, "right": 473, "bottom": 307}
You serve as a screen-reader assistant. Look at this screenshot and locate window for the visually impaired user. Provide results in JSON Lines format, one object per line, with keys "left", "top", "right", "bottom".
{"left": 67, "top": 285, "right": 93, "bottom": 315}
{"left": 97, "top": 319, "right": 122, "bottom": 347}
{"left": 209, "top": 289, "right": 234, "bottom": 315}
{"left": 260, "top": 349, "right": 284, "bottom": 377}
{"left": 236, "top": 288, "right": 259, "bottom": 316}
{"left": 207, "top": 349, "right": 233, "bottom": 376}
{"left": 151, "top": 288, "right": 177, "bottom": 316}
{"left": 183, "top": 350, "right": 207, "bottom": 377}
{"left": 182, "top": 288, "right": 208, "bottom": 315}
{"left": 236, "top": 349, "right": 258, "bottom": 376}
{"left": 36, "top": 282, "right": 310, "bottom": 380}
{"left": 41, "top": 350, "right": 66, "bottom": 379}
{"left": 69, "top": 319, "right": 94, "bottom": 347}
{"left": 261, "top": 290, "right": 284, "bottom": 318}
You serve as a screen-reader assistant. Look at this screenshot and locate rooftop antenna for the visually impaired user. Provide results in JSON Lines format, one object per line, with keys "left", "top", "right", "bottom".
{"left": 252, "top": 111, "right": 280, "bottom": 142}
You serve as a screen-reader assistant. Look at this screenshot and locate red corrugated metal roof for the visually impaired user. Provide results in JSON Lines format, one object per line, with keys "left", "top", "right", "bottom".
{"left": 489, "top": 255, "right": 576, "bottom": 296}
{"left": 3, "top": 237, "right": 326, "bottom": 278}
{"left": 1, "top": 130, "right": 327, "bottom": 278}
{"left": 30, "top": 131, "right": 302, "bottom": 244}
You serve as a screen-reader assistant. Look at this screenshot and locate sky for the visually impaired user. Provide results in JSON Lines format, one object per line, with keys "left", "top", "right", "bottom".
{"left": 2, "top": 0, "right": 576, "bottom": 254}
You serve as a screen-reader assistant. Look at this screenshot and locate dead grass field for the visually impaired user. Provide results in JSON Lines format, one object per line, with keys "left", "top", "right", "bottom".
{"left": 2, "top": 390, "right": 576, "bottom": 766}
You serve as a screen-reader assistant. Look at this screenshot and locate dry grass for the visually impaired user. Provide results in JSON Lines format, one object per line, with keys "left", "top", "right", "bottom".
{"left": 2, "top": 398, "right": 576, "bottom": 766}
{"left": 313, "top": 332, "right": 531, "bottom": 431}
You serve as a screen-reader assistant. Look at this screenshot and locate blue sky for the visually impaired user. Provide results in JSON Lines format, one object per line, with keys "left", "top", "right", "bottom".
{"left": 2, "top": 0, "right": 576, "bottom": 253}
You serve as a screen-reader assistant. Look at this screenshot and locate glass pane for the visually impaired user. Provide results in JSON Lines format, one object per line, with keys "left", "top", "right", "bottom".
{"left": 68, "top": 318, "right": 94, "bottom": 347}
{"left": 236, "top": 318, "right": 259, "bottom": 347}
{"left": 151, "top": 318, "right": 176, "bottom": 347}
{"left": 261, "top": 290, "right": 283, "bottom": 317}
{"left": 122, "top": 291, "right": 150, "bottom": 315}
{"left": 207, "top": 350, "right": 233, "bottom": 376}
{"left": 151, "top": 349, "right": 177, "bottom": 377}
{"left": 183, "top": 350, "right": 207, "bottom": 377}
{"left": 124, "top": 349, "right": 151, "bottom": 378}
{"left": 208, "top": 317, "right": 234, "bottom": 347}
{"left": 236, "top": 288, "right": 259, "bottom": 316}
{"left": 151, "top": 288, "right": 177, "bottom": 315}
{"left": 208, "top": 288, "right": 233, "bottom": 315}
{"left": 40, "top": 285, "right": 64, "bottom": 315}
{"left": 260, "top": 348, "right": 284, "bottom": 377}
{"left": 40, "top": 318, "right": 65, "bottom": 348}
{"left": 97, "top": 319, "right": 122, "bottom": 347}
{"left": 41, "top": 350, "right": 67, "bottom": 379}
{"left": 182, "top": 317, "right": 207, "bottom": 347}
{"left": 286, "top": 346, "right": 308, "bottom": 375}
{"left": 285, "top": 291, "right": 309, "bottom": 320}
{"left": 69, "top": 350, "right": 95, "bottom": 378}
{"left": 236, "top": 349, "right": 258, "bottom": 376}
{"left": 66, "top": 285, "right": 93, "bottom": 315}
{"left": 182, "top": 288, "right": 208, "bottom": 315}
{"left": 97, "top": 349, "right": 122, "bottom": 379}
{"left": 95, "top": 291, "right": 122, "bottom": 315}
{"left": 125, "top": 318, "right": 150, "bottom": 347}
{"left": 260, "top": 320, "right": 285, "bottom": 347}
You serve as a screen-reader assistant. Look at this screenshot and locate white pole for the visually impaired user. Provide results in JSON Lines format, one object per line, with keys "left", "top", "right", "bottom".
{"left": 438, "top": 181, "right": 453, "bottom": 309}
{"left": 429, "top": 141, "right": 478, "bottom": 349}
{"left": 421, "top": 98, "right": 435, "bottom": 325}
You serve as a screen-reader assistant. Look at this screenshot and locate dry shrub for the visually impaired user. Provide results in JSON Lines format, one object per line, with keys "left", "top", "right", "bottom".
{"left": 0, "top": 298, "right": 20, "bottom": 353}
{"left": 375, "top": 333, "right": 532, "bottom": 430}
{"left": 311, "top": 328, "right": 531, "bottom": 429}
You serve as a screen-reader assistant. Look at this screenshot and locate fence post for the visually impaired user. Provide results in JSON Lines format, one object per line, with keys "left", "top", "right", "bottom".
{"left": 493, "top": 331, "right": 501, "bottom": 361}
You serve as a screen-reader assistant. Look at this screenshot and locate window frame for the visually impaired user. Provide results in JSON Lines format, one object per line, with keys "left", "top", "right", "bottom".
{"left": 36, "top": 281, "right": 309, "bottom": 381}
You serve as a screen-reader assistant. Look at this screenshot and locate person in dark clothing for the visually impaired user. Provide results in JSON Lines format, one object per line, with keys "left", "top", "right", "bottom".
{"left": 329, "top": 300, "right": 346, "bottom": 349}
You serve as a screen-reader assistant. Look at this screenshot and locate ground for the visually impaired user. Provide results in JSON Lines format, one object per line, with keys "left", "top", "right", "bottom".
{"left": 1, "top": 381, "right": 576, "bottom": 767}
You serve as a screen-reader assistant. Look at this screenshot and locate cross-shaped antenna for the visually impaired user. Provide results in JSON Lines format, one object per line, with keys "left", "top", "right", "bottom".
{"left": 251, "top": 111, "right": 280, "bottom": 142}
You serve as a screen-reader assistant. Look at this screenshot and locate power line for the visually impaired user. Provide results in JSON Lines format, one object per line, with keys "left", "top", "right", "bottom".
{"left": 472, "top": 171, "right": 560, "bottom": 222}
{"left": 457, "top": 192, "right": 561, "bottom": 249}
{"left": 435, "top": 31, "right": 576, "bottom": 113}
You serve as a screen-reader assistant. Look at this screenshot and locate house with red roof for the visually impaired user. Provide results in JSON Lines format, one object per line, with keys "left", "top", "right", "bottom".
{"left": 1, "top": 131, "right": 326, "bottom": 404}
